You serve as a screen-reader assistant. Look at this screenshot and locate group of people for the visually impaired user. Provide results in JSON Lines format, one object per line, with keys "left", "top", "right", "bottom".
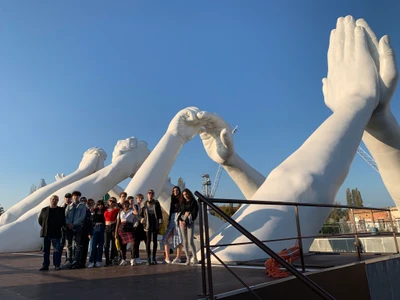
{"left": 38, "top": 186, "right": 199, "bottom": 271}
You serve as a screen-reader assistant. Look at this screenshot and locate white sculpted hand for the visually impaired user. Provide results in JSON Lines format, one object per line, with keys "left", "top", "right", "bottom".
{"left": 111, "top": 137, "right": 150, "bottom": 177}
{"left": 198, "top": 111, "right": 235, "bottom": 166}
{"left": 323, "top": 16, "right": 380, "bottom": 112}
{"left": 78, "top": 147, "right": 107, "bottom": 172}
{"left": 166, "top": 107, "right": 203, "bottom": 144}
{"left": 355, "top": 18, "right": 399, "bottom": 129}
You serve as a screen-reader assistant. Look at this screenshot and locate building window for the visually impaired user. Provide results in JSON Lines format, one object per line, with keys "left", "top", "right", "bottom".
{"left": 378, "top": 219, "right": 385, "bottom": 230}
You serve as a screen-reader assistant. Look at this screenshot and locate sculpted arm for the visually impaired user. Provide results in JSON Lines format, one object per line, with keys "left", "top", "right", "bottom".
{"left": 198, "top": 112, "right": 265, "bottom": 199}
{"left": 353, "top": 19, "right": 400, "bottom": 206}
{"left": 124, "top": 107, "right": 203, "bottom": 211}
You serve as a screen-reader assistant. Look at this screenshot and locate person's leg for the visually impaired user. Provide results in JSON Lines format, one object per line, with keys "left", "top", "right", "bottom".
{"left": 152, "top": 231, "right": 158, "bottom": 264}
{"left": 89, "top": 228, "right": 99, "bottom": 264}
{"left": 96, "top": 225, "right": 105, "bottom": 266}
{"left": 133, "top": 229, "right": 140, "bottom": 259}
{"left": 72, "top": 228, "right": 82, "bottom": 268}
{"left": 187, "top": 224, "right": 197, "bottom": 264}
{"left": 145, "top": 231, "right": 151, "bottom": 265}
{"left": 180, "top": 224, "right": 190, "bottom": 264}
{"left": 51, "top": 237, "right": 62, "bottom": 268}
{"left": 104, "top": 229, "right": 111, "bottom": 266}
{"left": 120, "top": 243, "right": 127, "bottom": 261}
{"left": 66, "top": 229, "right": 74, "bottom": 264}
{"left": 162, "top": 229, "right": 174, "bottom": 262}
{"left": 41, "top": 237, "right": 50, "bottom": 270}
{"left": 80, "top": 231, "right": 89, "bottom": 267}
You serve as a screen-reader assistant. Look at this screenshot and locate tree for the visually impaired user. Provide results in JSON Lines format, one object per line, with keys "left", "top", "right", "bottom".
{"left": 0, "top": 204, "right": 4, "bottom": 216}
{"left": 345, "top": 188, "right": 364, "bottom": 207}
{"left": 177, "top": 177, "right": 186, "bottom": 190}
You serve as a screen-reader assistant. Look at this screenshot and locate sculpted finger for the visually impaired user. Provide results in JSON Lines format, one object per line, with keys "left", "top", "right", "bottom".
{"left": 220, "top": 128, "right": 233, "bottom": 150}
{"left": 344, "top": 15, "right": 356, "bottom": 59}
{"left": 379, "top": 35, "right": 399, "bottom": 93}
{"left": 354, "top": 26, "right": 369, "bottom": 57}
{"left": 356, "top": 18, "right": 379, "bottom": 68}
{"left": 327, "top": 29, "right": 336, "bottom": 65}
{"left": 335, "top": 17, "right": 345, "bottom": 61}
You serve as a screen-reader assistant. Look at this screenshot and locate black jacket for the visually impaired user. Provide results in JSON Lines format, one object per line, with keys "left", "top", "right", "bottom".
{"left": 178, "top": 198, "right": 199, "bottom": 222}
{"left": 140, "top": 200, "right": 163, "bottom": 232}
{"left": 38, "top": 206, "right": 65, "bottom": 238}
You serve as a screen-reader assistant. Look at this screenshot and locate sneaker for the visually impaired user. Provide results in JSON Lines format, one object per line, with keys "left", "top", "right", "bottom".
{"left": 70, "top": 261, "right": 78, "bottom": 269}
{"left": 130, "top": 259, "right": 134, "bottom": 266}
{"left": 146, "top": 258, "right": 151, "bottom": 266}
{"left": 192, "top": 258, "right": 199, "bottom": 265}
{"left": 152, "top": 258, "right": 158, "bottom": 265}
{"left": 88, "top": 262, "right": 95, "bottom": 268}
{"left": 164, "top": 259, "right": 171, "bottom": 264}
{"left": 63, "top": 261, "right": 72, "bottom": 269}
{"left": 185, "top": 258, "right": 191, "bottom": 265}
{"left": 172, "top": 257, "right": 181, "bottom": 264}
{"left": 39, "top": 266, "right": 49, "bottom": 271}
{"left": 54, "top": 266, "right": 61, "bottom": 271}
{"left": 119, "top": 260, "right": 128, "bottom": 266}
{"left": 135, "top": 258, "right": 141, "bottom": 265}
{"left": 96, "top": 261, "right": 103, "bottom": 267}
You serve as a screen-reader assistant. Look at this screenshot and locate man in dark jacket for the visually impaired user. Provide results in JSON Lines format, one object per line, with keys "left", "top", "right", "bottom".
{"left": 38, "top": 195, "right": 65, "bottom": 271}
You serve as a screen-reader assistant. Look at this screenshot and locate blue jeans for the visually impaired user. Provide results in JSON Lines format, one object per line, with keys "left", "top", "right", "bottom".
{"left": 42, "top": 236, "right": 62, "bottom": 267}
{"left": 89, "top": 224, "right": 105, "bottom": 263}
{"left": 66, "top": 226, "right": 83, "bottom": 263}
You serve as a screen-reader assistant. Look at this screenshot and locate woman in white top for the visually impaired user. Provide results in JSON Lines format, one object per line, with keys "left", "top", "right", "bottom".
{"left": 115, "top": 201, "right": 138, "bottom": 266}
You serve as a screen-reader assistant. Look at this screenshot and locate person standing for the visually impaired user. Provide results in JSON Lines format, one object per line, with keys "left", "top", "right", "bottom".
{"left": 140, "top": 189, "right": 162, "bottom": 265}
{"left": 61, "top": 193, "right": 72, "bottom": 263}
{"left": 65, "top": 191, "right": 87, "bottom": 269}
{"left": 104, "top": 197, "right": 119, "bottom": 266}
{"left": 38, "top": 195, "right": 65, "bottom": 271}
{"left": 178, "top": 189, "right": 199, "bottom": 265}
{"left": 88, "top": 200, "right": 106, "bottom": 268}
{"left": 133, "top": 193, "right": 145, "bottom": 265}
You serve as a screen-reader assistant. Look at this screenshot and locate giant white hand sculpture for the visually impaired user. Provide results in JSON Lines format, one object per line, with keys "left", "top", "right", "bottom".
{"left": 209, "top": 16, "right": 381, "bottom": 262}
{"left": 353, "top": 19, "right": 400, "bottom": 208}
{"left": 0, "top": 147, "right": 107, "bottom": 226}
{"left": 0, "top": 137, "right": 150, "bottom": 252}
{"left": 125, "top": 107, "right": 203, "bottom": 212}
{"left": 198, "top": 112, "right": 265, "bottom": 199}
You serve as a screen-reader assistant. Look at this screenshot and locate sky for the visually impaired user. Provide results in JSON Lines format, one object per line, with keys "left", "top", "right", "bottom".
{"left": 1, "top": 1, "right": 400, "bottom": 211}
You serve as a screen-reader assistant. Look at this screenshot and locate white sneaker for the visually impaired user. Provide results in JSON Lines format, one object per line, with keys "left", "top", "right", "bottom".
{"left": 192, "top": 258, "right": 199, "bottom": 265}
{"left": 185, "top": 258, "right": 191, "bottom": 265}
{"left": 172, "top": 257, "right": 181, "bottom": 264}
{"left": 135, "top": 258, "right": 141, "bottom": 265}
{"left": 130, "top": 259, "right": 134, "bottom": 266}
{"left": 96, "top": 261, "right": 102, "bottom": 267}
{"left": 164, "top": 259, "right": 171, "bottom": 264}
{"left": 119, "top": 260, "right": 128, "bottom": 266}
{"left": 88, "top": 262, "right": 95, "bottom": 268}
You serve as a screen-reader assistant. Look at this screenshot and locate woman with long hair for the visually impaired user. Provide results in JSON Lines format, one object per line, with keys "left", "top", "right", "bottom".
{"left": 161, "top": 186, "right": 183, "bottom": 264}
{"left": 115, "top": 200, "right": 137, "bottom": 266}
{"left": 88, "top": 200, "right": 106, "bottom": 268}
{"left": 103, "top": 197, "right": 119, "bottom": 266}
{"left": 178, "top": 188, "right": 199, "bottom": 265}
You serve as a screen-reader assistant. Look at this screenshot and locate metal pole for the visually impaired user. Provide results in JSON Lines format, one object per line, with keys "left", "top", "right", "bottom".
{"left": 194, "top": 192, "right": 336, "bottom": 300}
{"left": 294, "top": 205, "right": 305, "bottom": 273}
{"left": 370, "top": 209, "right": 375, "bottom": 233}
{"left": 349, "top": 208, "right": 362, "bottom": 261}
{"left": 388, "top": 209, "right": 399, "bottom": 254}
{"left": 203, "top": 201, "right": 214, "bottom": 299}
{"left": 198, "top": 199, "right": 207, "bottom": 297}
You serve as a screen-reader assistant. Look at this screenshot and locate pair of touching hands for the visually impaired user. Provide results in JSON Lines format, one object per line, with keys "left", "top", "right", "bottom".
{"left": 323, "top": 16, "right": 398, "bottom": 129}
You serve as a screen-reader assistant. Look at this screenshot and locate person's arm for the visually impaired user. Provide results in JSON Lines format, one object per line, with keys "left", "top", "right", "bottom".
{"left": 191, "top": 200, "right": 199, "bottom": 221}
{"left": 124, "top": 107, "right": 204, "bottom": 200}
{"left": 38, "top": 208, "right": 44, "bottom": 226}
{"left": 65, "top": 205, "right": 71, "bottom": 225}
{"left": 198, "top": 112, "right": 266, "bottom": 199}
{"left": 115, "top": 213, "right": 120, "bottom": 237}
{"left": 156, "top": 201, "right": 163, "bottom": 224}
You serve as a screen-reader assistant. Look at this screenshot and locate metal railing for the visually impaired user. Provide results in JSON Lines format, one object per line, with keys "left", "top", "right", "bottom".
{"left": 195, "top": 192, "right": 399, "bottom": 300}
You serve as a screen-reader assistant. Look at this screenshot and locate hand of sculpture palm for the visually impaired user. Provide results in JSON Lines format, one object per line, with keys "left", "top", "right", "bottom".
{"left": 166, "top": 107, "right": 203, "bottom": 143}
{"left": 197, "top": 111, "right": 235, "bottom": 166}
{"left": 355, "top": 19, "right": 399, "bottom": 128}
{"left": 78, "top": 147, "right": 107, "bottom": 171}
{"left": 323, "top": 16, "right": 380, "bottom": 112}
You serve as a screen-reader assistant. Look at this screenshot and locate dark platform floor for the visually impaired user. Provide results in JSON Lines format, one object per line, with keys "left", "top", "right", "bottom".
{"left": 0, "top": 252, "right": 271, "bottom": 300}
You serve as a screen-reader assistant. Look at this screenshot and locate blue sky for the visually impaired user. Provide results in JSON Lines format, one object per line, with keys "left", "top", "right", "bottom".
{"left": 1, "top": 1, "right": 400, "bottom": 210}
